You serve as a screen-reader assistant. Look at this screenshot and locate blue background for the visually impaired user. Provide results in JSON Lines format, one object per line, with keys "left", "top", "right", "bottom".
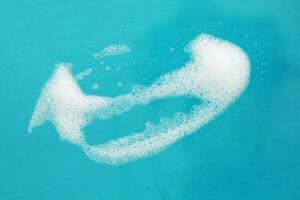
{"left": 1, "top": 0, "right": 300, "bottom": 199}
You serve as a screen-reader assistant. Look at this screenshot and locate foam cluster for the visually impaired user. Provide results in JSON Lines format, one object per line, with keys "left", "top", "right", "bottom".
{"left": 28, "top": 34, "right": 250, "bottom": 164}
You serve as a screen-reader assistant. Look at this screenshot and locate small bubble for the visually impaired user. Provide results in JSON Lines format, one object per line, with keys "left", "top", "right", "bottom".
{"left": 92, "top": 83, "right": 99, "bottom": 90}
{"left": 116, "top": 67, "right": 121, "bottom": 71}
{"left": 170, "top": 47, "right": 174, "bottom": 52}
{"left": 259, "top": 50, "right": 264, "bottom": 55}
{"left": 252, "top": 42, "right": 258, "bottom": 47}
{"left": 117, "top": 82, "right": 123, "bottom": 87}
{"left": 100, "top": 61, "right": 104, "bottom": 64}
{"left": 105, "top": 66, "right": 110, "bottom": 71}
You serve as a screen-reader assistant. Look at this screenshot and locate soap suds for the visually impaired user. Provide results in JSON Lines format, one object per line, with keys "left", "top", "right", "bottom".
{"left": 28, "top": 34, "right": 250, "bottom": 164}
{"left": 93, "top": 44, "right": 130, "bottom": 59}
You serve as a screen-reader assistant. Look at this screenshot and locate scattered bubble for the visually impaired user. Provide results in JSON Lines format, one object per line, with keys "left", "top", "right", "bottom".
{"left": 117, "top": 82, "right": 123, "bottom": 87}
{"left": 92, "top": 83, "right": 99, "bottom": 90}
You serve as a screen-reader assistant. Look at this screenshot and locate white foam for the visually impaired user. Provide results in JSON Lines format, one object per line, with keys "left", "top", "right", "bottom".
{"left": 28, "top": 64, "right": 113, "bottom": 145}
{"left": 28, "top": 34, "right": 250, "bottom": 164}
{"left": 93, "top": 44, "right": 130, "bottom": 59}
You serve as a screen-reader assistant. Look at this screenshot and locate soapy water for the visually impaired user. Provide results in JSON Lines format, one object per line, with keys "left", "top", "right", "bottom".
{"left": 28, "top": 34, "right": 250, "bottom": 165}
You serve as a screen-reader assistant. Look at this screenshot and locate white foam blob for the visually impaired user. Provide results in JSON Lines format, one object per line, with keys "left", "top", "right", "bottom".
{"left": 93, "top": 44, "right": 130, "bottom": 59}
{"left": 28, "top": 34, "right": 250, "bottom": 164}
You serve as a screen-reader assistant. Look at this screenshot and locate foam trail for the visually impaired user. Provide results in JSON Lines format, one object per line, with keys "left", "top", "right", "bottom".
{"left": 28, "top": 34, "right": 250, "bottom": 164}
{"left": 74, "top": 68, "right": 93, "bottom": 81}
{"left": 93, "top": 44, "right": 130, "bottom": 59}
{"left": 84, "top": 104, "right": 220, "bottom": 164}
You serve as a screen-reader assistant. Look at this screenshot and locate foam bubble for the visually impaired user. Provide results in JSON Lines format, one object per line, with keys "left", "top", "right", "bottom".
{"left": 28, "top": 34, "right": 250, "bottom": 164}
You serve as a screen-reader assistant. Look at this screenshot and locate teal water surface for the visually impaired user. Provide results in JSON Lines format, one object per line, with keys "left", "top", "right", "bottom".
{"left": 1, "top": 0, "right": 300, "bottom": 199}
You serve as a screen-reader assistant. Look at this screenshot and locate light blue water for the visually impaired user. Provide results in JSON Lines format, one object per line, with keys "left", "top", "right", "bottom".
{"left": 1, "top": 0, "right": 300, "bottom": 199}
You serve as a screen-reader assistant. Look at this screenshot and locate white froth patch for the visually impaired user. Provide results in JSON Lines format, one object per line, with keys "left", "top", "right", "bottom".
{"left": 29, "top": 34, "right": 250, "bottom": 164}
{"left": 93, "top": 44, "right": 130, "bottom": 59}
{"left": 185, "top": 34, "right": 250, "bottom": 104}
{"left": 28, "top": 63, "right": 113, "bottom": 145}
